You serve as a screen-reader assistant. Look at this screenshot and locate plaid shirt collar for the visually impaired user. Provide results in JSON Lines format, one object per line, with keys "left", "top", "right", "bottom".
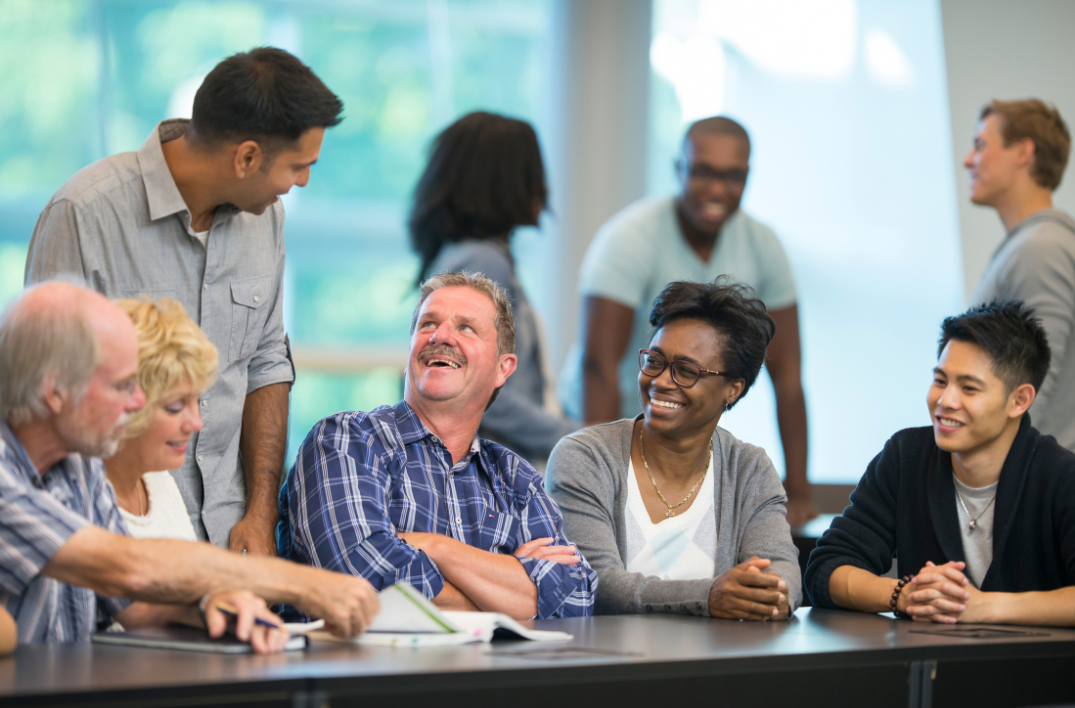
{"left": 393, "top": 399, "right": 489, "bottom": 475}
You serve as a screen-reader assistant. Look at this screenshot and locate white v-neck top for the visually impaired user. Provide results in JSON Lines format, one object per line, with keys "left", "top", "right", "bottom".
{"left": 624, "top": 455, "right": 717, "bottom": 580}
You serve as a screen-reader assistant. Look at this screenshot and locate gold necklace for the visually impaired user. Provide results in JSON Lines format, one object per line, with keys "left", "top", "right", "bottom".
{"left": 639, "top": 431, "right": 712, "bottom": 518}
{"left": 119, "top": 479, "right": 145, "bottom": 516}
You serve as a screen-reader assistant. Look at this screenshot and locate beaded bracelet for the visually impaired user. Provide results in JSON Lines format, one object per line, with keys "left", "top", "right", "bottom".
{"left": 890, "top": 575, "right": 914, "bottom": 618}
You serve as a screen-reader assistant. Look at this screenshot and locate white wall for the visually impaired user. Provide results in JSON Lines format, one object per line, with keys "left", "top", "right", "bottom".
{"left": 541, "top": 0, "right": 652, "bottom": 367}
{"left": 941, "top": 0, "right": 1075, "bottom": 303}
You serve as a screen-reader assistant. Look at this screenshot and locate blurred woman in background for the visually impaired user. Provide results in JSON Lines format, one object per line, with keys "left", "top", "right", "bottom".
{"left": 409, "top": 111, "right": 577, "bottom": 465}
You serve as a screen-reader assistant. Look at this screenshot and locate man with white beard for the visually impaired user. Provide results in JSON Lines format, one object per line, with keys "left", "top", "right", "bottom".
{"left": 0, "top": 282, "right": 379, "bottom": 648}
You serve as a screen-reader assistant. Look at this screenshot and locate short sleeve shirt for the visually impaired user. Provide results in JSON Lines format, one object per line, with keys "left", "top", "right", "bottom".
{"left": 0, "top": 423, "right": 132, "bottom": 644}
{"left": 25, "top": 120, "right": 296, "bottom": 546}
{"left": 559, "top": 196, "right": 797, "bottom": 419}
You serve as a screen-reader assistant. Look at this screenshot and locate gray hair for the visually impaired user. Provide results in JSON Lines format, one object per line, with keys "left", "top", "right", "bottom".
{"left": 410, "top": 271, "right": 516, "bottom": 356}
{"left": 0, "top": 285, "right": 99, "bottom": 425}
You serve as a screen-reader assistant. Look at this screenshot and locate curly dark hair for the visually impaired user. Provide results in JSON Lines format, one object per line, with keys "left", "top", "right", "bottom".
{"left": 938, "top": 301, "right": 1051, "bottom": 393}
{"left": 648, "top": 277, "right": 776, "bottom": 409}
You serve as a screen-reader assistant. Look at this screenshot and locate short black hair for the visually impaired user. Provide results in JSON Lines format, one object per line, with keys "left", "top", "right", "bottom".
{"left": 682, "top": 116, "right": 751, "bottom": 156}
{"left": 648, "top": 278, "right": 776, "bottom": 409}
{"left": 938, "top": 301, "right": 1051, "bottom": 393}
{"left": 409, "top": 111, "right": 547, "bottom": 285}
{"left": 189, "top": 47, "right": 343, "bottom": 154}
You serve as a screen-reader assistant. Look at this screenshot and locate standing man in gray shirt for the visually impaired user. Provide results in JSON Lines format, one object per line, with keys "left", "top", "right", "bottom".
{"left": 25, "top": 47, "right": 344, "bottom": 555}
{"left": 965, "top": 99, "right": 1075, "bottom": 452}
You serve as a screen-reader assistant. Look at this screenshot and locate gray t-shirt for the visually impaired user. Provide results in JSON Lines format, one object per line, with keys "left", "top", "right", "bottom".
{"left": 972, "top": 209, "right": 1075, "bottom": 452}
{"left": 952, "top": 475, "right": 997, "bottom": 588}
{"left": 559, "top": 197, "right": 797, "bottom": 420}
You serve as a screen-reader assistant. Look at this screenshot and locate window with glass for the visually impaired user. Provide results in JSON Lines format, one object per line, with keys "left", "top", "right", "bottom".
{"left": 0, "top": 0, "right": 553, "bottom": 466}
{"left": 648, "top": 0, "right": 964, "bottom": 484}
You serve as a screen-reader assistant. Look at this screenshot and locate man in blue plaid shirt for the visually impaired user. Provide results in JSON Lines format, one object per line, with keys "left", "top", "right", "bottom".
{"left": 279, "top": 272, "right": 596, "bottom": 619}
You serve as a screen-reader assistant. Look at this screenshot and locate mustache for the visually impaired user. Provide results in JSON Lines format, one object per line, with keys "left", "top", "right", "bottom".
{"left": 417, "top": 345, "right": 467, "bottom": 365}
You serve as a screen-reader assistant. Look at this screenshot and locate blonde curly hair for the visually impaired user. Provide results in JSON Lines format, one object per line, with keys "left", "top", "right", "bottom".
{"left": 117, "top": 298, "right": 219, "bottom": 438}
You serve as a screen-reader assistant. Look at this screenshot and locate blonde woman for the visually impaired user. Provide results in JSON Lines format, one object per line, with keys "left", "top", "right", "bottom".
{"left": 105, "top": 299, "right": 218, "bottom": 540}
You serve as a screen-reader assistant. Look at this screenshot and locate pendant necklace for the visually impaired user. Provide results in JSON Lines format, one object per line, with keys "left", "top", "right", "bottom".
{"left": 955, "top": 488, "right": 996, "bottom": 532}
{"left": 639, "top": 431, "right": 712, "bottom": 518}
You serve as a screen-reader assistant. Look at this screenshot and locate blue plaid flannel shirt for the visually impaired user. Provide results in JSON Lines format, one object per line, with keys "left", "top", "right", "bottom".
{"left": 278, "top": 400, "right": 596, "bottom": 618}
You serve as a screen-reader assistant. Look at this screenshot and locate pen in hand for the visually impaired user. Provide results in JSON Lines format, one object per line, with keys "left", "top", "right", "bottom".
{"left": 215, "top": 602, "right": 284, "bottom": 631}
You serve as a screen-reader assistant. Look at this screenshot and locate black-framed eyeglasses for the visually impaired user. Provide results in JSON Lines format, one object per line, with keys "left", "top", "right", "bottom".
{"left": 675, "top": 160, "right": 748, "bottom": 187}
{"left": 639, "top": 349, "right": 725, "bottom": 388}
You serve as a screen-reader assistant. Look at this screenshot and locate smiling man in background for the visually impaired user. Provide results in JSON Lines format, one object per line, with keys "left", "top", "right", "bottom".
{"left": 965, "top": 99, "right": 1075, "bottom": 453}
{"left": 559, "top": 116, "right": 816, "bottom": 524}
{"left": 25, "top": 47, "right": 344, "bottom": 555}
{"left": 278, "top": 272, "right": 597, "bottom": 620}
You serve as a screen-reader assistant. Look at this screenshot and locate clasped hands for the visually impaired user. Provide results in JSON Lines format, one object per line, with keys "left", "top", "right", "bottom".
{"left": 709, "top": 557, "right": 790, "bottom": 621}
{"left": 896, "top": 560, "right": 988, "bottom": 623}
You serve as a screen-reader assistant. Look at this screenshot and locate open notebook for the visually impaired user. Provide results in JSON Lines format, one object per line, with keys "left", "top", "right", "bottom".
{"left": 307, "top": 582, "right": 574, "bottom": 647}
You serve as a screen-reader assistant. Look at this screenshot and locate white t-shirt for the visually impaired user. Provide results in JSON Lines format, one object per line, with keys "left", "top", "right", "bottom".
{"left": 559, "top": 196, "right": 797, "bottom": 419}
{"left": 624, "top": 455, "right": 717, "bottom": 580}
{"left": 119, "top": 471, "right": 198, "bottom": 541}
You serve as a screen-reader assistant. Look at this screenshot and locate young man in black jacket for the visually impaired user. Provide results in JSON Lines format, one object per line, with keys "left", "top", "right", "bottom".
{"left": 805, "top": 301, "right": 1075, "bottom": 625}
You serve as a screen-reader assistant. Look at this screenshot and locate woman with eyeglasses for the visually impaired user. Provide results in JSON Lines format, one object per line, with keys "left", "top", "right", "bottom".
{"left": 546, "top": 278, "right": 801, "bottom": 618}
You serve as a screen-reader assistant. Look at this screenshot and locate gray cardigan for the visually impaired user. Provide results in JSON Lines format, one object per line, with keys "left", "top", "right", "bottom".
{"left": 545, "top": 419, "right": 802, "bottom": 616}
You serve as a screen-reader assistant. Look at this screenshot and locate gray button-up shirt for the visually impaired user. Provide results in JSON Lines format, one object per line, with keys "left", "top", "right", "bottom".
{"left": 25, "top": 119, "right": 295, "bottom": 546}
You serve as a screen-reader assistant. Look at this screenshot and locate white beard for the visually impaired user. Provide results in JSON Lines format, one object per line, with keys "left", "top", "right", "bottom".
{"left": 57, "top": 412, "right": 130, "bottom": 460}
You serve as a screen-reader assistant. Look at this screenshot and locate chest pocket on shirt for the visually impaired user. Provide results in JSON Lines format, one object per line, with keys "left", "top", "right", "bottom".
{"left": 477, "top": 511, "right": 523, "bottom": 554}
{"left": 229, "top": 276, "right": 273, "bottom": 361}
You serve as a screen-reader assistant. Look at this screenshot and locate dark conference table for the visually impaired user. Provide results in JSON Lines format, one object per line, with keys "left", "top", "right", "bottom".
{"left": 3, "top": 609, "right": 1074, "bottom": 708}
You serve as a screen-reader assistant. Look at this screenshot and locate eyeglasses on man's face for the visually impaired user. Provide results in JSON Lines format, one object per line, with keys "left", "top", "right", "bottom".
{"left": 110, "top": 375, "right": 140, "bottom": 400}
{"left": 676, "top": 160, "right": 748, "bottom": 187}
{"left": 639, "top": 349, "right": 725, "bottom": 389}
